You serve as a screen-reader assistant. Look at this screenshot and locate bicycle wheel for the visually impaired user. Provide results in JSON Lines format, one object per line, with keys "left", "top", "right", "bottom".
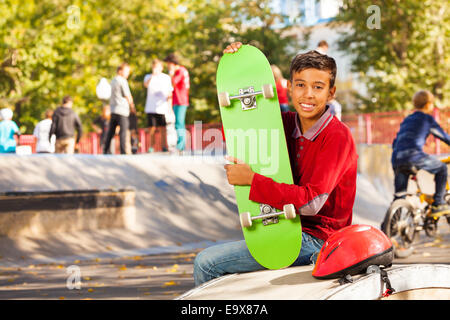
{"left": 384, "top": 199, "right": 416, "bottom": 255}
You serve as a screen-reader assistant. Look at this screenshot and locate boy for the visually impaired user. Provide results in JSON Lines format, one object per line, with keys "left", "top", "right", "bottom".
{"left": 49, "top": 96, "right": 83, "bottom": 154}
{"left": 390, "top": 90, "right": 450, "bottom": 217}
{"left": 93, "top": 104, "right": 114, "bottom": 154}
{"left": 144, "top": 58, "right": 173, "bottom": 152}
{"left": 164, "top": 53, "right": 190, "bottom": 153}
{"left": 33, "top": 109, "right": 55, "bottom": 153}
{"left": 193, "top": 42, "right": 358, "bottom": 286}
{"left": 104, "top": 63, "right": 135, "bottom": 154}
{"left": 0, "top": 108, "right": 21, "bottom": 153}
{"left": 315, "top": 40, "right": 329, "bottom": 55}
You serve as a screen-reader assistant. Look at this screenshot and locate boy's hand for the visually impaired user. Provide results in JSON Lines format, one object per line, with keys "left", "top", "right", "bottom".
{"left": 224, "top": 155, "right": 255, "bottom": 186}
{"left": 223, "top": 42, "right": 243, "bottom": 54}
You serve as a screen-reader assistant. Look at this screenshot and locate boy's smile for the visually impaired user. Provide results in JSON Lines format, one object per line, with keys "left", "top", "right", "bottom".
{"left": 288, "top": 68, "right": 336, "bottom": 133}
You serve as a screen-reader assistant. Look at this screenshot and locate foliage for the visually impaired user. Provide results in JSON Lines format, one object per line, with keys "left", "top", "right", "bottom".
{"left": 0, "top": 0, "right": 301, "bottom": 133}
{"left": 331, "top": 0, "right": 449, "bottom": 112}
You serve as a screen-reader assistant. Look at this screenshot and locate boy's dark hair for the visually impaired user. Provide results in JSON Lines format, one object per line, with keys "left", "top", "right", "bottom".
{"left": 164, "top": 53, "right": 180, "bottom": 65}
{"left": 289, "top": 50, "right": 337, "bottom": 88}
{"left": 413, "top": 90, "right": 434, "bottom": 109}
{"left": 62, "top": 95, "right": 73, "bottom": 104}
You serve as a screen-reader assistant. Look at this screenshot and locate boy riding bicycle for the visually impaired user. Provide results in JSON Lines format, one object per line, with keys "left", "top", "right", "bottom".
{"left": 391, "top": 90, "right": 450, "bottom": 218}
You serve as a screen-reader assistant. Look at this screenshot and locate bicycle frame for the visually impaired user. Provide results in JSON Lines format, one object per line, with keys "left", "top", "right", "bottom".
{"left": 408, "top": 156, "right": 450, "bottom": 207}
{"left": 383, "top": 156, "right": 450, "bottom": 258}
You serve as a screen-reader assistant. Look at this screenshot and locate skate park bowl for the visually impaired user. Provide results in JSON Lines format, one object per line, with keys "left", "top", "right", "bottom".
{"left": 0, "top": 145, "right": 449, "bottom": 299}
{"left": 0, "top": 153, "right": 241, "bottom": 264}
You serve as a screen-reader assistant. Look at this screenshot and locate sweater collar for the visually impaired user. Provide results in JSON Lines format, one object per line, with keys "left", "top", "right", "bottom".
{"left": 292, "top": 105, "right": 333, "bottom": 141}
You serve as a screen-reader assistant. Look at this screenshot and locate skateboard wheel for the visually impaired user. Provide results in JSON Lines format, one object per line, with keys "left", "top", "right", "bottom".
{"left": 283, "top": 204, "right": 296, "bottom": 220}
{"left": 240, "top": 212, "right": 252, "bottom": 228}
{"left": 218, "top": 92, "right": 231, "bottom": 107}
{"left": 262, "top": 84, "right": 274, "bottom": 99}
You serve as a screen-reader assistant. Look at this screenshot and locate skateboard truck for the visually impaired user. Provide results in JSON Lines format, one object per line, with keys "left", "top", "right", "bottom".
{"left": 218, "top": 84, "right": 274, "bottom": 110}
{"left": 238, "top": 87, "right": 257, "bottom": 110}
{"left": 260, "top": 204, "right": 278, "bottom": 226}
{"left": 240, "top": 204, "right": 296, "bottom": 228}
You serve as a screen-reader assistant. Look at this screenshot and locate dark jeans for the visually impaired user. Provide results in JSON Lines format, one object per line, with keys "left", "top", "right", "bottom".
{"left": 393, "top": 153, "right": 448, "bottom": 205}
{"left": 103, "top": 113, "right": 129, "bottom": 154}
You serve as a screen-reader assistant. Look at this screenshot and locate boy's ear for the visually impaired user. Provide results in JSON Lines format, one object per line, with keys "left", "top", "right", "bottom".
{"left": 287, "top": 79, "right": 292, "bottom": 92}
{"left": 328, "top": 86, "right": 336, "bottom": 101}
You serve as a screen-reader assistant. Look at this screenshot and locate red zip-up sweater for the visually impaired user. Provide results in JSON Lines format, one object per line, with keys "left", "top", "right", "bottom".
{"left": 249, "top": 108, "right": 358, "bottom": 241}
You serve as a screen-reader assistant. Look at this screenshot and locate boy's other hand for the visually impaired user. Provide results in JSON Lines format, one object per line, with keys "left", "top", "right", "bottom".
{"left": 223, "top": 42, "right": 243, "bottom": 54}
{"left": 224, "top": 155, "right": 255, "bottom": 186}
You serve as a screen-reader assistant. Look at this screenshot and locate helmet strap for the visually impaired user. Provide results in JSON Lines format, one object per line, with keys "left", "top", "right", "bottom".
{"left": 380, "top": 268, "right": 396, "bottom": 298}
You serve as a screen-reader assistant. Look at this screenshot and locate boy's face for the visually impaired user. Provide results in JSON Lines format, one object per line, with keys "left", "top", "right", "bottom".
{"left": 152, "top": 62, "right": 163, "bottom": 74}
{"left": 288, "top": 68, "right": 336, "bottom": 123}
{"left": 424, "top": 101, "right": 434, "bottom": 113}
{"left": 166, "top": 62, "right": 176, "bottom": 73}
{"left": 120, "top": 66, "right": 131, "bottom": 79}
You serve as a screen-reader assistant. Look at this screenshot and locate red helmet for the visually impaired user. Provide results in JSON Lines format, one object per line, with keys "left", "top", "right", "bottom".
{"left": 312, "top": 224, "right": 394, "bottom": 279}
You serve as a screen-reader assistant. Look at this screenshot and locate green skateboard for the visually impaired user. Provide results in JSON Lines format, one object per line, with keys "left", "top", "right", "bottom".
{"left": 216, "top": 45, "right": 302, "bottom": 269}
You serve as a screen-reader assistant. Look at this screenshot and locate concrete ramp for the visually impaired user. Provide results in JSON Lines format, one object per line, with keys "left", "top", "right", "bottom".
{"left": 177, "top": 264, "right": 450, "bottom": 300}
{"left": 1, "top": 146, "right": 448, "bottom": 300}
{"left": 0, "top": 148, "right": 399, "bottom": 265}
{"left": 0, "top": 154, "right": 242, "bottom": 264}
{"left": 0, "top": 145, "right": 403, "bottom": 263}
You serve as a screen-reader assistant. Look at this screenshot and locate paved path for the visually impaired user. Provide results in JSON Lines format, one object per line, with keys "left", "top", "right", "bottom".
{"left": 0, "top": 249, "right": 201, "bottom": 300}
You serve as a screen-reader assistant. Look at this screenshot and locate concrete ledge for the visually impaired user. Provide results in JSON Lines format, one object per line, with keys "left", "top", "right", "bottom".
{"left": 0, "top": 188, "right": 136, "bottom": 237}
{"left": 177, "top": 264, "right": 450, "bottom": 300}
{"left": 0, "top": 154, "right": 240, "bottom": 263}
{"left": 323, "top": 264, "right": 450, "bottom": 300}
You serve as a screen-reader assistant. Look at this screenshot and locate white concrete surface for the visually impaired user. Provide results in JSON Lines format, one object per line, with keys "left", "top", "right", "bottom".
{"left": 177, "top": 264, "right": 450, "bottom": 300}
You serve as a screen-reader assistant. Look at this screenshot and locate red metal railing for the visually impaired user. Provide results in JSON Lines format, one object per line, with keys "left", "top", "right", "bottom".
{"left": 341, "top": 108, "right": 450, "bottom": 155}
{"left": 18, "top": 108, "right": 450, "bottom": 155}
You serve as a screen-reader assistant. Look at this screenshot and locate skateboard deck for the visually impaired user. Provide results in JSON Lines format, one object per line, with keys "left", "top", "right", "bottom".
{"left": 216, "top": 45, "right": 302, "bottom": 269}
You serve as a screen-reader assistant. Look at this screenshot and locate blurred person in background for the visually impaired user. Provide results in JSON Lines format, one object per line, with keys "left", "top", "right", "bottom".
{"left": 93, "top": 104, "right": 115, "bottom": 154}
{"left": 103, "top": 62, "right": 135, "bottom": 154}
{"left": 390, "top": 90, "right": 450, "bottom": 217}
{"left": 144, "top": 58, "right": 173, "bottom": 153}
{"left": 33, "top": 109, "right": 55, "bottom": 153}
{"left": 164, "top": 53, "right": 190, "bottom": 154}
{"left": 0, "top": 108, "right": 21, "bottom": 153}
{"left": 271, "top": 64, "right": 290, "bottom": 112}
{"left": 315, "top": 40, "right": 329, "bottom": 55}
{"left": 49, "top": 95, "right": 82, "bottom": 154}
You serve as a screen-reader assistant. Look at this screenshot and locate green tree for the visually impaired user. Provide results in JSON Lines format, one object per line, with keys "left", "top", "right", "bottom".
{"left": 332, "top": 0, "right": 449, "bottom": 112}
{"left": 0, "top": 0, "right": 301, "bottom": 133}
